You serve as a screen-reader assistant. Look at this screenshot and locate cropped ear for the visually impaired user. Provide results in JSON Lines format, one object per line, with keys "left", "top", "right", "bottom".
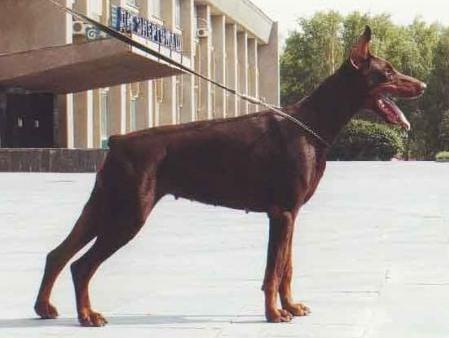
{"left": 350, "top": 25, "right": 372, "bottom": 69}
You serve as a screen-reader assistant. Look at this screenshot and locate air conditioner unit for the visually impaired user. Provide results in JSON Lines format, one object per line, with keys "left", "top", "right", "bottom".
{"left": 85, "top": 27, "right": 101, "bottom": 40}
{"left": 73, "top": 21, "right": 87, "bottom": 36}
{"left": 73, "top": 21, "right": 101, "bottom": 41}
{"left": 197, "top": 28, "right": 209, "bottom": 38}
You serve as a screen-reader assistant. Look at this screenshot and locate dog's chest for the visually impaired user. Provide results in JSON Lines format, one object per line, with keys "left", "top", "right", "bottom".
{"left": 283, "top": 141, "right": 327, "bottom": 207}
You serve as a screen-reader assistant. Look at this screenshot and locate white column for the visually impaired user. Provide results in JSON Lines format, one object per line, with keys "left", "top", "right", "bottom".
{"left": 106, "top": 0, "right": 128, "bottom": 135}
{"left": 159, "top": 82, "right": 177, "bottom": 126}
{"left": 125, "top": 84, "right": 132, "bottom": 133}
{"left": 153, "top": 79, "right": 162, "bottom": 126}
{"left": 196, "top": 4, "right": 212, "bottom": 120}
{"left": 179, "top": 0, "right": 195, "bottom": 123}
{"left": 92, "top": 89, "right": 102, "bottom": 148}
{"left": 73, "top": 91, "right": 93, "bottom": 148}
{"left": 247, "top": 37, "right": 259, "bottom": 113}
{"left": 159, "top": 0, "right": 177, "bottom": 126}
{"left": 56, "top": 94, "right": 74, "bottom": 148}
{"left": 137, "top": 0, "right": 154, "bottom": 129}
{"left": 212, "top": 15, "right": 226, "bottom": 119}
{"left": 238, "top": 31, "right": 248, "bottom": 114}
{"left": 225, "top": 23, "right": 238, "bottom": 117}
{"left": 101, "top": 0, "right": 111, "bottom": 24}
{"left": 71, "top": 1, "right": 94, "bottom": 148}
{"left": 136, "top": 81, "right": 153, "bottom": 129}
{"left": 109, "top": 85, "right": 127, "bottom": 135}
{"left": 258, "top": 22, "right": 280, "bottom": 106}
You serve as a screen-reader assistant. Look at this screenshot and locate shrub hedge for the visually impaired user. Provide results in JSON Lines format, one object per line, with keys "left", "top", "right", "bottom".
{"left": 435, "top": 151, "right": 449, "bottom": 161}
{"left": 328, "top": 119, "right": 404, "bottom": 161}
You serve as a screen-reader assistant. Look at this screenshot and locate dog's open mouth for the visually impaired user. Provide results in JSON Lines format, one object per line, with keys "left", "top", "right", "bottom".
{"left": 375, "top": 93, "right": 411, "bottom": 131}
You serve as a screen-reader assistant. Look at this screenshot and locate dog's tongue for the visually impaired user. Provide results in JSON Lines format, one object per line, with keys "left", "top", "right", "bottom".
{"left": 377, "top": 96, "right": 411, "bottom": 131}
{"left": 396, "top": 109, "right": 411, "bottom": 131}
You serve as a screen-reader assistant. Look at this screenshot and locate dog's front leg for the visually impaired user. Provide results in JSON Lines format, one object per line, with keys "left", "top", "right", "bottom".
{"left": 278, "top": 222, "right": 310, "bottom": 317}
{"left": 262, "top": 208, "right": 294, "bottom": 322}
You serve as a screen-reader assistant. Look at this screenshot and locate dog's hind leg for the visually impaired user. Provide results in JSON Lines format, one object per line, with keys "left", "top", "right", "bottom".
{"left": 70, "top": 180, "right": 160, "bottom": 327}
{"left": 34, "top": 192, "right": 101, "bottom": 319}
{"left": 263, "top": 208, "right": 295, "bottom": 322}
{"left": 70, "top": 218, "right": 145, "bottom": 327}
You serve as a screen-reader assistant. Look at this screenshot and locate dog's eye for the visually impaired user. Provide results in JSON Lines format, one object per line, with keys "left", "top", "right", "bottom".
{"left": 369, "top": 72, "right": 387, "bottom": 85}
{"left": 385, "top": 69, "right": 394, "bottom": 80}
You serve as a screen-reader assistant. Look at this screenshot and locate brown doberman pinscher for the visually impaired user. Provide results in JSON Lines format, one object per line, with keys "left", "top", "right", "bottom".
{"left": 35, "top": 27, "right": 426, "bottom": 326}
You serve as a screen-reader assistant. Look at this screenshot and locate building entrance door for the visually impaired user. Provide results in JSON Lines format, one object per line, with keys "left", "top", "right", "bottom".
{"left": 2, "top": 94, "right": 54, "bottom": 148}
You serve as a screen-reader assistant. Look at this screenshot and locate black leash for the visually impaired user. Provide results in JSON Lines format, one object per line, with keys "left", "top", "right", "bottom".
{"left": 46, "top": 0, "right": 331, "bottom": 148}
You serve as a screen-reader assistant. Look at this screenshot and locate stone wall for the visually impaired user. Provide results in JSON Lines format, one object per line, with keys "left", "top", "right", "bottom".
{"left": 0, "top": 149, "right": 107, "bottom": 172}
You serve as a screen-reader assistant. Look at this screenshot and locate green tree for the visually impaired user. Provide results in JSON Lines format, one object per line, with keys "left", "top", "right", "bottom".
{"left": 281, "top": 11, "right": 343, "bottom": 105}
{"left": 439, "top": 109, "right": 449, "bottom": 150}
{"left": 401, "top": 20, "right": 441, "bottom": 159}
{"left": 342, "top": 12, "right": 397, "bottom": 57}
{"left": 417, "top": 27, "right": 449, "bottom": 158}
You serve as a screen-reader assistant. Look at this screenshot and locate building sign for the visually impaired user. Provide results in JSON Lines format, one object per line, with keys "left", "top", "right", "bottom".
{"left": 111, "top": 6, "right": 182, "bottom": 52}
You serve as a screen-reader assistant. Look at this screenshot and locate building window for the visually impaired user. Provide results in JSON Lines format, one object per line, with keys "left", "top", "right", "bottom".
{"left": 100, "top": 88, "right": 109, "bottom": 149}
{"left": 150, "top": 0, "right": 161, "bottom": 18}
{"left": 175, "top": 0, "right": 181, "bottom": 29}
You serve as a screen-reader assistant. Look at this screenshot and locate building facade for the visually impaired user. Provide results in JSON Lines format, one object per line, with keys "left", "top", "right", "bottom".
{"left": 0, "top": 0, "right": 279, "bottom": 150}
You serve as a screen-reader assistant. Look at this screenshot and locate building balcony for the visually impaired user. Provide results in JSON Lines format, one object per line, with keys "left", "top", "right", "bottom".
{"left": 0, "top": 35, "right": 191, "bottom": 94}
{"left": 0, "top": 4, "right": 190, "bottom": 95}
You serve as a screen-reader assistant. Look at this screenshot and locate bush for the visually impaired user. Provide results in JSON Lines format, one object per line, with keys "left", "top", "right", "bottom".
{"left": 328, "top": 119, "right": 405, "bottom": 161}
{"left": 435, "top": 151, "right": 449, "bottom": 161}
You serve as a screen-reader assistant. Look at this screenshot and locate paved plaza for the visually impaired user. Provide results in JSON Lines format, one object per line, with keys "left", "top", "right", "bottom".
{"left": 1, "top": 162, "right": 449, "bottom": 338}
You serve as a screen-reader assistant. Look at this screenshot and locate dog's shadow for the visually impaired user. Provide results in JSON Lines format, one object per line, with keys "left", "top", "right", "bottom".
{"left": 0, "top": 314, "right": 265, "bottom": 328}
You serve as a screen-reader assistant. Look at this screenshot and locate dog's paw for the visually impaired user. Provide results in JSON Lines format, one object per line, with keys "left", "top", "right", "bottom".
{"left": 78, "top": 309, "right": 108, "bottom": 327}
{"left": 266, "top": 308, "right": 293, "bottom": 323}
{"left": 34, "top": 301, "right": 59, "bottom": 319}
{"left": 283, "top": 302, "right": 311, "bottom": 316}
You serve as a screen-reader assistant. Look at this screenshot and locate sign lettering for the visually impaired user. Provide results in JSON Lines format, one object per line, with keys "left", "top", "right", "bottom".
{"left": 111, "top": 6, "right": 182, "bottom": 52}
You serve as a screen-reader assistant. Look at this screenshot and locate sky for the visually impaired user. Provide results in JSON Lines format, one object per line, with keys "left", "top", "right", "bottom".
{"left": 251, "top": 0, "right": 449, "bottom": 41}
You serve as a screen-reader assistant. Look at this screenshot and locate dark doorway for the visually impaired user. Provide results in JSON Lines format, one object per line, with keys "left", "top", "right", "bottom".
{"left": 2, "top": 93, "right": 54, "bottom": 148}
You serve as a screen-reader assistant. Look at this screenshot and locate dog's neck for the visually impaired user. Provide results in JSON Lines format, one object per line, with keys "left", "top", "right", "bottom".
{"left": 292, "top": 60, "right": 368, "bottom": 147}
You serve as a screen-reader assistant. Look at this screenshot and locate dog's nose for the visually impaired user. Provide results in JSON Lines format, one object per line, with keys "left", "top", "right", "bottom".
{"left": 420, "top": 82, "right": 427, "bottom": 90}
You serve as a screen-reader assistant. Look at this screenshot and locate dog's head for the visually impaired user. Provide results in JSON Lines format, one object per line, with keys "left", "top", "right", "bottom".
{"left": 349, "top": 26, "right": 426, "bottom": 130}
